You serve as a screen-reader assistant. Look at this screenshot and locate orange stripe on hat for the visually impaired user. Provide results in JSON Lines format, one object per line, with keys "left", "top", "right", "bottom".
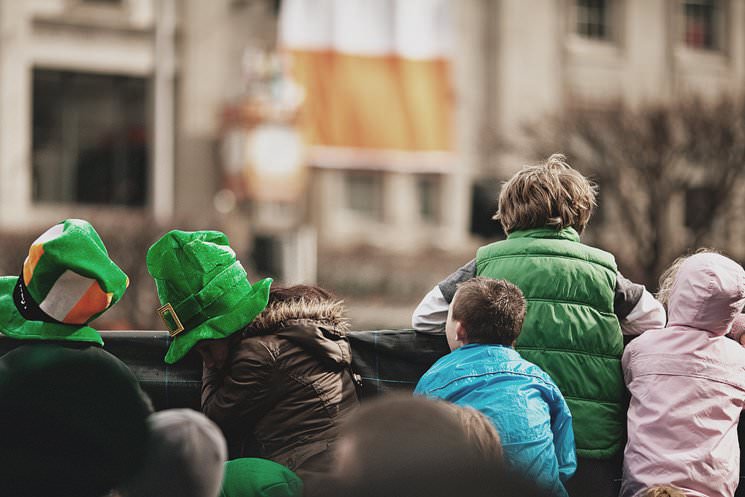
{"left": 23, "top": 244, "right": 45, "bottom": 285}
{"left": 62, "top": 281, "right": 113, "bottom": 324}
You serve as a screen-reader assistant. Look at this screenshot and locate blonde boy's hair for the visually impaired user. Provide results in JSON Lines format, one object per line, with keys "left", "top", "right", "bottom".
{"left": 640, "top": 485, "right": 687, "bottom": 497}
{"left": 657, "top": 248, "right": 719, "bottom": 308}
{"left": 495, "top": 154, "right": 597, "bottom": 234}
{"left": 441, "top": 403, "right": 503, "bottom": 463}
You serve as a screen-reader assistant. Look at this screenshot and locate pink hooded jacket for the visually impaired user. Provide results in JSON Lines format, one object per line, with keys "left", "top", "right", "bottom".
{"left": 621, "top": 253, "right": 745, "bottom": 497}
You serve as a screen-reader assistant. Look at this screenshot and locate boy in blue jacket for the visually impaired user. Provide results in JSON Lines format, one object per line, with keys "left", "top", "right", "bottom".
{"left": 415, "top": 277, "right": 576, "bottom": 497}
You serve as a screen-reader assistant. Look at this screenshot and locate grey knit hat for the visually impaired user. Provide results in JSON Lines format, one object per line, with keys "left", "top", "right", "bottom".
{"left": 118, "top": 409, "right": 227, "bottom": 497}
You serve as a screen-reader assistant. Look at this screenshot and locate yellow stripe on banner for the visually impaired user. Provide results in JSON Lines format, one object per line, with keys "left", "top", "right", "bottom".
{"left": 289, "top": 50, "right": 453, "bottom": 153}
{"left": 23, "top": 245, "right": 45, "bottom": 285}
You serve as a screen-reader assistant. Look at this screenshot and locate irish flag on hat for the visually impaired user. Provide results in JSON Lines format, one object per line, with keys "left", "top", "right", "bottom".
{"left": 0, "top": 219, "right": 129, "bottom": 345}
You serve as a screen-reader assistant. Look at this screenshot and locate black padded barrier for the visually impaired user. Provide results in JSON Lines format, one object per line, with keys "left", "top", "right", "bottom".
{"left": 0, "top": 329, "right": 450, "bottom": 410}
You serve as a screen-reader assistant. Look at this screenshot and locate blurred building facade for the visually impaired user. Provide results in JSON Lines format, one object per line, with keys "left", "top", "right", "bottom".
{"left": 0, "top": 0, "right": 274, "bottom": 223}
{"left": 0, "top": 0, "right": 743, "bottom": 270}
{"left": 463, "top": 0, "right": 745, "bottom": 260}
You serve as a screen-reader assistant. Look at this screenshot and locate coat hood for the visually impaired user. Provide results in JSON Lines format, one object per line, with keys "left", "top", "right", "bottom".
{"left": 667, "top": 253, "right": 745, "bottom": 336}
{"left": 247, "top": 297, "right": 352, "bottom": 366}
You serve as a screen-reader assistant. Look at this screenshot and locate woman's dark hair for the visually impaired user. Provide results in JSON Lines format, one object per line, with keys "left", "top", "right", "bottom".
{"left": 267, "top": 284, "right": 336, "bottom": 304}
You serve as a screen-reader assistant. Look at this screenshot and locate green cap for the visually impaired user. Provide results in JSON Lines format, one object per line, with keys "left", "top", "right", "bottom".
{"left": 0, "top": 219, "right": 129, "bottom": 345}
{"left": 220, "top": 458, "right": 303, "bottom": 497}
{"left": 146, "top": 230, "right": 272, "bottom": 364}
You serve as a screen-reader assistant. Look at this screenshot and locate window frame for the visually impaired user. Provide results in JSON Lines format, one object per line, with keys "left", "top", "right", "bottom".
{"left": 416, "top": 174, "right": 442, "bottom": 226}
{"left": 575, "top": 0, "right": 614, "bottom": 41}
{"left": 679, "top": 0, "right": 728, "bottom": 53}
{"left": 31, "top": 68, "right": 151, "bottom": 208}
{"left": 343, "top": 170, "right": 385, "bottom": 222}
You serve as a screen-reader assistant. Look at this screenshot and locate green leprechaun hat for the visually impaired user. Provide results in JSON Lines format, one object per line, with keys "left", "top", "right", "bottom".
{"left": 146, "top": 230, "right": 272, "bottom": 364}
{"left": 0, "top": 219, "right": 129, "bottom": 345}
{"left": 220, "top": 458, "right": 303, "bottom": 497}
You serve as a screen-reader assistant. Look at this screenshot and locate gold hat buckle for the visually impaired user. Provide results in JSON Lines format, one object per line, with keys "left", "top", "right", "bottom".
{"left": 157, "top": 303, "right": 185, "bottom": 337}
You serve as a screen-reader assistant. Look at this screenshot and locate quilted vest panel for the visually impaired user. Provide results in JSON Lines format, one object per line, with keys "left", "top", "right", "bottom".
{"left": 476, "top": 227, "right": 624, "bottom": 458}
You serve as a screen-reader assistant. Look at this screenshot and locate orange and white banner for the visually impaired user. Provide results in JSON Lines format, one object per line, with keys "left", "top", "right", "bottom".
{"left": 279, "top": 0, "right": 454, "bottom": 173}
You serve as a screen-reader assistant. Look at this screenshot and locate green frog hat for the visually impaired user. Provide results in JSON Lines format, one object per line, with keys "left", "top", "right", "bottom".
{"left": 0, "top": 219, "right": 129, "bottom": 346}
{"left": 146, "top": 230, "right": 272, "bottom": 364}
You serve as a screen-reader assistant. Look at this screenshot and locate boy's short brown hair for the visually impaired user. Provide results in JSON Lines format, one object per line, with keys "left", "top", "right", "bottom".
{"left": 495, "top": 154, "right": 597, "bottom": 234}
{"left": 451, "top": 277, "right": 526, "bottom": 346}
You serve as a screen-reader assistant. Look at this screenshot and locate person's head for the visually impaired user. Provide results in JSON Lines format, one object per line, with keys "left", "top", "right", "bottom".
{"left": 266, "top": 284, "right": 336, "bottom": 304}
{"left": 639, "top": 485, "right": 687, "bottom": 497}
{"left": 247, "top": 284, "right": 348, "bottom": 334}
{"left": 439, "top": 402, "right": 503, "bottom": 463}
{"left": 445, "top": 277, "right": 526, "bottom": 350}
{"left": 333, "top": 395, "right": 470, "bottom": 481}
{"left": 219, "top": 458, "right": 303, "bottom": 497}
{"left": 0, "top": 219, "right": 129, "bottom": 346}
{"left": 495, "top": 154, "right": 597, "bottom": 235}
{"left": 662, "top": 251, "right": 745, "bottom": 336}
{"left": 329, "top": 394, "right": 546, "bottom": 497}
{"left": 0, "top": 345, "right": 150, "bottom": 497}
{"left": 146, "top": 229, "right": 272, "bottom": 364}
{"left": 197, "top": 285, "right": 347, "bottom": 369}
{"left": 118, "top": 409, "right": 227, "bottom": 497}
{"left": 657, "top": 248, "right": 718, "bottom": 308}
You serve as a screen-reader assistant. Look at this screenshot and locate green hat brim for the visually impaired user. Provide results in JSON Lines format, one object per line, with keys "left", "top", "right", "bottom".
{"left": 0, "top": 276, "right": 103, "bottom": 346}
{"left": 164, "top": 277, "right": 272, "bottom": 364}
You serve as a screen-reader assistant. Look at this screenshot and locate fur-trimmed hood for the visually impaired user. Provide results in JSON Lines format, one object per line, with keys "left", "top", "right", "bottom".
{"left": 249, "top": 298, "right": 350, "bottom": 334}
{"left": 246, "top": 298, "right": 352, "bottom": 367}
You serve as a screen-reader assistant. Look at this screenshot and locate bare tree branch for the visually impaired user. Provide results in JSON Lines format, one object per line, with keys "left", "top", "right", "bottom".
{"left": 522, "top": 95, "right": 745, "bottom": 287}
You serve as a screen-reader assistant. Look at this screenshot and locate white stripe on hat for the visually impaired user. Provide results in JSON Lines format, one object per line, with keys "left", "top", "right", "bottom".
{"left": 39, "top": 270, "right": 96, "bottom": 323}
{"left": 32, "top": 223, "right": 65, "bottom": 246}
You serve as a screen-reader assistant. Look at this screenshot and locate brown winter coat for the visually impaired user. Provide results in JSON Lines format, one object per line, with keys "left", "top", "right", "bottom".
{"left": 201, "top": 297, "right": 359, "bottom": 480}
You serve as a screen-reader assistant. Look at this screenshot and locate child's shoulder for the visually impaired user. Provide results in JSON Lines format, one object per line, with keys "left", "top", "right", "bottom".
{"left": 480, "top": 346, "right": 561, "bottom": 387}
{"left": 476, "top": 234, "right": 617, "bottom": 271}
{"left": 514, "top": 354, "right": 562, "bottom": 386}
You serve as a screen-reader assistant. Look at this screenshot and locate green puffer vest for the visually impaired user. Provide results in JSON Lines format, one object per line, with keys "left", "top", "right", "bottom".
{"left": 476, "top": 227, "right": 624, "bottom": 459}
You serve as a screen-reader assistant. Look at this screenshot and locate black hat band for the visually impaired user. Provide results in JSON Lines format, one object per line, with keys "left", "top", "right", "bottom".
{"left": 13, "top": 275, "right": 63, "bottom": 325}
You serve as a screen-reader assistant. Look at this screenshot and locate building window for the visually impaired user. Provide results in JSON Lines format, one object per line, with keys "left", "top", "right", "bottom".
{"left": 683, "top": 0, "right": 721, "bottom": 50}
{"left": 344, "top": 172, "right": 383, "bottom": 221}
{"left": 32, "top": 69, "right": 149, "bottom": 206}
{"left": 470, "top": 178, "right": 504, "bottom": 239}
{"left": 417, "top": 175, "right": 441, "bottom": 224}
{"left": 576, "top": 0, "right": 612, "bottom": 40}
